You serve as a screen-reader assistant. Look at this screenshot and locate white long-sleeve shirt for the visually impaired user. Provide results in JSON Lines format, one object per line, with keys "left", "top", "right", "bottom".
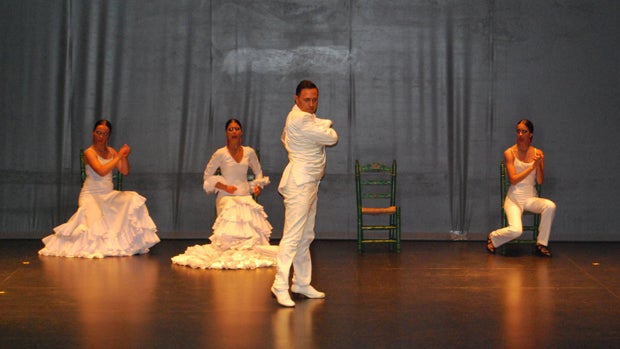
{"left": 203, "top": 146, "right": 269, "bottom": 196}
{"left": 279, "top": 104, "right": 338, "bottom": 189}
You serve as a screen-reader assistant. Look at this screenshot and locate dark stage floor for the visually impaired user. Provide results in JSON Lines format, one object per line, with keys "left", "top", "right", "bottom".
{"left": 1, "top": 239, "right": 619, "bottom": 349}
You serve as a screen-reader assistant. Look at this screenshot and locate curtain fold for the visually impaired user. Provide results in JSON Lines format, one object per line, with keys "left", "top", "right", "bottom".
{"left": 1, "top": 0, "right": 618, "bottom": 240}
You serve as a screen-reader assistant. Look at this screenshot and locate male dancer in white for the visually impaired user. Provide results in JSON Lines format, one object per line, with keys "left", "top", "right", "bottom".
{"left": 271, "top": 80, "right": 338, "bottom": 307}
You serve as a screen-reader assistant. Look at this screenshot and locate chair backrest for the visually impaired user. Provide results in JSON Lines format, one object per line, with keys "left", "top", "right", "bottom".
{"left": 80, "top": 149, "right": 123, "bottom": 191}
{"left": 355, "top": 160, "right": 397, "bottom": 209}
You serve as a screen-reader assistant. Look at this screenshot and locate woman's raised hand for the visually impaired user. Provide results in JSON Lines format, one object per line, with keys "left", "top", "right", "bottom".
{"left": 118, "top": 144, "right": 132, "bottom": 157}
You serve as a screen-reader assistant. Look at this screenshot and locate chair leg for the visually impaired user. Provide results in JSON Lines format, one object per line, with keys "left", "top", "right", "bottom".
{"left": 395, "top": 208, "right": 401, "bottom": 252}
{"left": 357, "top": 227, "right": 363, "bottom": 253}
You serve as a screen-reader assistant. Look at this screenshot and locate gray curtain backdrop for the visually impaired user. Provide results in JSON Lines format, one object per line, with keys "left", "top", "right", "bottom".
{"left": 1, "top": 0, "right": 618, "bottom": 240}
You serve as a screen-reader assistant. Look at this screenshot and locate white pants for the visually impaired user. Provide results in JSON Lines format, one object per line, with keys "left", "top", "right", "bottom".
{"left": 490, "top": 193, "right": 556, "bottom": 247}
{"left": 272, "top": 178, "right": 319, "bottom": 291}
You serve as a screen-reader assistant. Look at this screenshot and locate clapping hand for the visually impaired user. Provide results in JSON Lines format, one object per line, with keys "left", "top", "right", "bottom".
{"left": 118, "top": 144, "right": 132, "bottom": 157}
{"left": 532, "top": 151, "right": 544, "bottom": 169}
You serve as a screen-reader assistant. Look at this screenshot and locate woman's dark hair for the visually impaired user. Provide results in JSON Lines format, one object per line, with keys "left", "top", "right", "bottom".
{"left": 93, "top": 119, "right": 113, "bottom": 134}
{"left": 295, "top": 80, "right": 318, "bottom": 96}
{"left": 225, "top": 118, "right": 243, "bottom": 130}
{"left": 516, "top": 119, "right": 534, "bottom": 134}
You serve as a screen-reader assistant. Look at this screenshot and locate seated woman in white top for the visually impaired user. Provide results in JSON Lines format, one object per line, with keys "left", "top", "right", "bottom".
{"left": 487, "top": 119, "right": 556, "bottom": 257}
{"left": 39, "top": 119, "right": 160, "bottom": 258}
{"left": 171, "top": 119, "right": 277, "bottom": 269}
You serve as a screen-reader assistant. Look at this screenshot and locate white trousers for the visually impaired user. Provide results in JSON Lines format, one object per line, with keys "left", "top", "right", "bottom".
{"left": 490, "top": 193, "right": 556, "bottom": 247}
{"left": 272, "top": 179, "right": 319, "bottom": 291}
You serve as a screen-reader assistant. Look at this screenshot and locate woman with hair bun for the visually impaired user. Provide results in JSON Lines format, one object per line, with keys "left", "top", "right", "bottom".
{"left": 487, "top": 119, "right": 556, "bottom": 257}
{"left": 171, "top": 119, "right": 276, "bottom": 269}
{"left": 39, "top": 119, "right": 160, "bottom": 258}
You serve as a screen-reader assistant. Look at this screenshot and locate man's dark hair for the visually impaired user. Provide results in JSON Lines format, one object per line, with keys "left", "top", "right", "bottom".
{"left": 295, "top": 80, "right": 318, "bottom": 96}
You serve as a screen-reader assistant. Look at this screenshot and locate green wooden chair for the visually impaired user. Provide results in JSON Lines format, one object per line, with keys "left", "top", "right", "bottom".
{"left": 499, "top": 161, "right": 540, "bottom": 255}
{"left": 355, "top": 160, "right": 401, "bottom": 253}
{"left": 80, "top": 149, "right": 123, "bottom": 190}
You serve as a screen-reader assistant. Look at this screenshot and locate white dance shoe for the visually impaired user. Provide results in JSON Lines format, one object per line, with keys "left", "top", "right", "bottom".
{"left": 291, "top": 285, "right": 326, "bottom": 299}
{"left": 271, "top": 286, "right": 295, "bottom": 307}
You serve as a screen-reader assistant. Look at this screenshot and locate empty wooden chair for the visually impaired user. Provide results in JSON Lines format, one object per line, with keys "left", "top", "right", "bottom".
{"left": 355, "top": 160, "right": 401, "bottom": 253}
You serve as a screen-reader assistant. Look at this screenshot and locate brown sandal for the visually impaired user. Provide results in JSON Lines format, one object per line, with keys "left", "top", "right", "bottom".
{"left": 486, "top": 235, "right": 495, "bottom": 254}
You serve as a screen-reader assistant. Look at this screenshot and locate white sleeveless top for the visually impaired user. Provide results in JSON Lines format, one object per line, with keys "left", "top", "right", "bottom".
{"left": 507, "top": 148, "right": 538, "bottom": 203}
{"left": 82, "top": 155, "right": 114, "bottom": 194}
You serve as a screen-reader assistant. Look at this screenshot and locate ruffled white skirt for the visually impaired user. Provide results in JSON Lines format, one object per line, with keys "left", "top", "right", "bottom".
{"left": 171, "top": 196, "right": 278, "bottom": 269}
{"left": 39, "top": 190, "right": 160, "bottom": 258}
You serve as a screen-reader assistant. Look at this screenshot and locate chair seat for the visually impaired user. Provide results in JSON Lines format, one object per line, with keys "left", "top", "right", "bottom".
{"left": 361, "top": 206, "right": 397, "bottom": 215}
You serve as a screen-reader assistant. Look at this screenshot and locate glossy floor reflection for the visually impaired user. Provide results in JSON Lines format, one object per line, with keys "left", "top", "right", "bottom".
{"left": 1, "top": 240, "right": 619, "bottom": 348}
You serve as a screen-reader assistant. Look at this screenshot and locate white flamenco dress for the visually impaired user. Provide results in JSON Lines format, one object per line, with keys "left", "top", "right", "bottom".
{"left": 171, "top": 146, "right": 278, "bottom": 269}
{"left": 39, "top": 156, "right": 160, "bottom": 258}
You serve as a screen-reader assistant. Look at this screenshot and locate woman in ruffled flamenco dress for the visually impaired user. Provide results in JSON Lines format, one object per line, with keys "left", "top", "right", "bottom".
{"left": 171, "top": 119, "right": 277, "bottom": 269}
{"left": 39, "top": 119, "right": 160, "bottom": 258}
